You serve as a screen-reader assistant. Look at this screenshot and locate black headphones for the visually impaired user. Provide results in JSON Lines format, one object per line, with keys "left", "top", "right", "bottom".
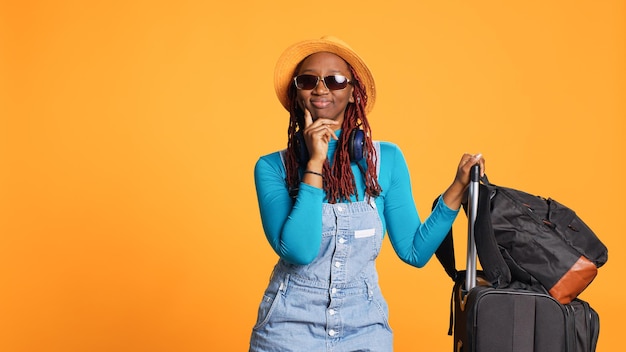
{"left": 295, "top": 129, "right": 365, "bottom": 163}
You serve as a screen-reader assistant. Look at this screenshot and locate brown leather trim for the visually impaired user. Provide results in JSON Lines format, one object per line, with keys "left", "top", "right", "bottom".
{"left": 549, "top": 256, "right": 597, "bottom": 304}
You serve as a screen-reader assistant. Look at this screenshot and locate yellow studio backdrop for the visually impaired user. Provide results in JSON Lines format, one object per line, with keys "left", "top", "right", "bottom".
{"left": 1, "top": 1, "right": 624, "bottom": 351}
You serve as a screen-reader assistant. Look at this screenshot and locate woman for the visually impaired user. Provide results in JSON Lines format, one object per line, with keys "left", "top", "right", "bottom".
{"left": 250, "top": 36, "right": 484, "bottom": 351}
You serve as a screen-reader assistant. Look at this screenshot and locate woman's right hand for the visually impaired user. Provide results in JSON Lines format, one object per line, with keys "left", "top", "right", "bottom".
{"left": 299, "top": 107, "right": 338, "bottom": 188}
{"left": 301, "top": 107, "right": 339, "bottom": 167}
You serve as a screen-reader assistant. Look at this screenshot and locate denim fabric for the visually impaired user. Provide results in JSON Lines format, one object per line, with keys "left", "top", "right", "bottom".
{"left": 249, "top": 199, "right": 393, "bottom": 352}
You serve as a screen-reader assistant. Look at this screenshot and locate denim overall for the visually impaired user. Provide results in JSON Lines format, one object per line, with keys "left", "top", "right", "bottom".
{"left": 250, "top": 144, "right": 392, "bottom": 352}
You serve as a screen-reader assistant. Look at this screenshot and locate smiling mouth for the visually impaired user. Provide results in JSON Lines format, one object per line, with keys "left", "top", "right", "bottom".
{"left": 311, "top": 100, "right": 331, "bottom": 109}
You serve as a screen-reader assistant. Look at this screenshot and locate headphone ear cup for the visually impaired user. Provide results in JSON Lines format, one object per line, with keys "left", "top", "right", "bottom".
{"left": 348, "top": 129, "right": 365, "bottom": 162}
{"left": 295, "top": 131, "right": 309, "bottom": 163}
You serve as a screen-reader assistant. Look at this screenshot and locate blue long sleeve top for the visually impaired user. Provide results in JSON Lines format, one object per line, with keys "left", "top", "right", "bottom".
{"left": 254, "top": 130, "right": 459, "bottom": 267}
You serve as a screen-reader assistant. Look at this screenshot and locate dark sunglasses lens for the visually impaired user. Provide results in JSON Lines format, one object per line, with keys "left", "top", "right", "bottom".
{"left": 295, "top": 75, "right": 318, "bottom": 90}
{"left": 325, "top": 75, "right": 349, "bottom": 90}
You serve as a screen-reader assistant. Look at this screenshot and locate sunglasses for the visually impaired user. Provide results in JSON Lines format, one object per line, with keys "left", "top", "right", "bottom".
{"left": 293, "top": 74, "right": 352, "bottom": 91}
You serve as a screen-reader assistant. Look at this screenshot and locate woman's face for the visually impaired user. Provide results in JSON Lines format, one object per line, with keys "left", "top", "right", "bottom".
{"left": 295, "top": 52, "right": 355, "bottom": 126}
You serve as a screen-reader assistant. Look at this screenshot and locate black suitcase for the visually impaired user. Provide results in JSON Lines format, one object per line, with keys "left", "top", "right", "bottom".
{"left": 440, "top": 165, "right": 600, "bottom": 352}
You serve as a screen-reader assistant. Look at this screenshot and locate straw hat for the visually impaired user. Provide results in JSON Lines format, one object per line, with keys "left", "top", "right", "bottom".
{"left": 274, "top": 36, "right": 376, "bottom": 115}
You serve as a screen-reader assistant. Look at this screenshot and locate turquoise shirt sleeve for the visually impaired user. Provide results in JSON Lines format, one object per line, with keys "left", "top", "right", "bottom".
{"left": 253, "top": 140, "right": 459, "bottom": 267}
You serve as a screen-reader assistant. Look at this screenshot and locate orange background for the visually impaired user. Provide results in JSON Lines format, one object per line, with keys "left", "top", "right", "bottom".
{"left": 1, "top": 1, "right": 624, "bottom": 351}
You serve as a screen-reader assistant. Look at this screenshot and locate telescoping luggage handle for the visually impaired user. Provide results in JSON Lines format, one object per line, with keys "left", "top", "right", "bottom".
{"left": 465, "top": 164, "right": 481, "bottom": 292}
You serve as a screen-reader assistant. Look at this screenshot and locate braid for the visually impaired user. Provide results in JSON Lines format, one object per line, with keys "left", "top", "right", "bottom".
{"left": 285, "top": 83, "right": 303, "bottom": 198}
{"left": 342, "top": 66, "right": 382, "bottom": 202}
{"left": 284, "top": 65, "right": 381, "bottom": 203}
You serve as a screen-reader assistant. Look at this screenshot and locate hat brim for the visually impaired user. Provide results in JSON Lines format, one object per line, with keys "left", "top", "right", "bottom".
{"left": 274, "top": 36, "right": 376, "bottom": 115}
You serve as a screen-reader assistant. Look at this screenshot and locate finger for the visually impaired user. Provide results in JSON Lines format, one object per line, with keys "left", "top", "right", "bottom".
{"left": 303, "top": 105, "right": 313, "bottom": 128}
{"left": 328, "top": 126, "right": 339, "bottom": 140}
{"left": 479, "top": 157, "right": 486, "bottom": 176}
{"left": 311, "top": 118, "right": 339, "bottom": 127}
{"left": 316, "top": 126, "right": 337, "bottom": 142}
{"left": 330, "top": 129, "right": 339, "bottom": 141}
{"left": 469, "top": 153, "right": 485, "bottom": 176}
{"left": 460, "top": 153, "right": 473, "bottom": 167}
{"left": 309, "top": 119, "right": 339, "bottom": 135}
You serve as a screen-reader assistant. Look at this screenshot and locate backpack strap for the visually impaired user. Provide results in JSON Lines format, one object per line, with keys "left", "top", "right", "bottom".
{"left": 474, "top": 182, "right": 512, "bottom": 287}
{"left": 434, "top": 176, "right": 512, "bottom": 288}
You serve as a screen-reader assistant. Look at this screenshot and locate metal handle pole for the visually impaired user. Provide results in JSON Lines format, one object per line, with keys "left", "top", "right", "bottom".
{"left": 465, "top": 164, "right": 481, "bottom": 291}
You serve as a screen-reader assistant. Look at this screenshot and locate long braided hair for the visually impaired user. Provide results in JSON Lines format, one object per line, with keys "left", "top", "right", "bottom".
{"left": 284, "top": 65, "right": 382, "bottom": 204}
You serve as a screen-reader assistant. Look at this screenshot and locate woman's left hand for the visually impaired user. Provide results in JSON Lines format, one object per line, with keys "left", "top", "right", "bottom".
{"left": 442, "top": 153, "right": 485, "bottom": 210}
{"left": 454, "top": 153, "right": 485, "bottom": 189}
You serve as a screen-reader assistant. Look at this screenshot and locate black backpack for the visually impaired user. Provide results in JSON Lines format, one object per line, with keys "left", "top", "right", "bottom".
{"left": 435, "top": 175, "right": 608, "bottom": 304}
